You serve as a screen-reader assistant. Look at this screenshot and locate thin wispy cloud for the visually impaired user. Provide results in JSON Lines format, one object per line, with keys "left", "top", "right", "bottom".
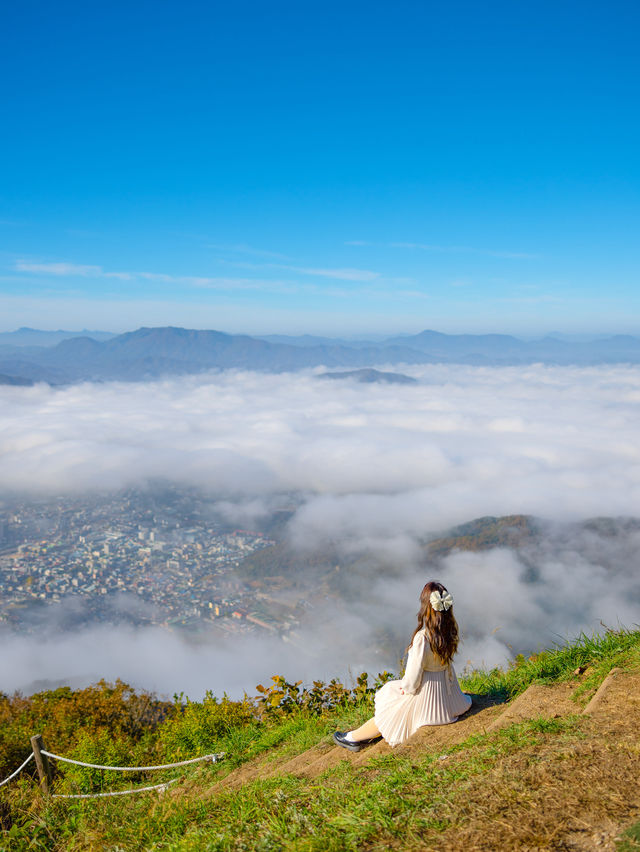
{"left": 499, "top": 294, "right": 565, "bottom": 305}
{"left": 137, "top": 272, "right": 299, "bottom": 292}
{"left": 15, "top": 257, "right": 380, "bottom": 288}
{"left": 487, "top": 250, "right": 540, "bottom": 260}
{"left": 345, "top": 241, "right": 539, "bottom": 260}
{"left": 223, "top": 259, "right": 381, "bottom": 282}
{"left": 15, "top": 261, "right": 133, "bottom": 280}
{"left": 279, "top": 264, "right": 380, "bottom": 282}
{"left": 13, "top": 259, "right": 313, "bottom": 295}
{"left": 390, "top": 242, "right": 539, "bottom": 259}
{"left": 391, "top": 288, "right": 431, "bottom": 299}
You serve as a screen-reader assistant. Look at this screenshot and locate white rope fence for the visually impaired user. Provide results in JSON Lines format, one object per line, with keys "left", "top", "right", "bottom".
{"left": 0, "top": 747, "right": 225, "bottom": 799}
{"left": 41, "top": 750, "right": 225, "bottom": 772}
{"left": 43, "top": 749, "right": 225, "bottom": 800}
{"left": 0, "top": 752, "right": 34, "bottom": 788}
{"left": 52, "top": 779, "right": 180, "bottom": 799}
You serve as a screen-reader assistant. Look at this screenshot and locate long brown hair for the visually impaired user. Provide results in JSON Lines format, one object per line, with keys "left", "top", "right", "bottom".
{"left": 407, "top": 580, "right": 459, "bottom": 665}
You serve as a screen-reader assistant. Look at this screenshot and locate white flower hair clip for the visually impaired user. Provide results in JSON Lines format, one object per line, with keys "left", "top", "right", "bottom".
{"left": 430, "top": 590, "right": 454, "bottom": 612}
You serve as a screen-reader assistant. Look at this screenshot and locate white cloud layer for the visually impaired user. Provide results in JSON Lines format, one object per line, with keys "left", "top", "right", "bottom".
{"left": 2, "top": 364, "right": 640, "bottom": 697}
{"left": 2, "top": 363, "right": 640, "bottom": 520}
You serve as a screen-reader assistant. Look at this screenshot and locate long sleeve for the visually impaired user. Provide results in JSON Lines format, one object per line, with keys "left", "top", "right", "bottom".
{"left": 400, "top": 630, "right": 426, "bottom": 695}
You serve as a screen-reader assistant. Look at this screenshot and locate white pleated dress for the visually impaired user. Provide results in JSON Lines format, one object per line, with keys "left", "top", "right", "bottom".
{"left": 374, "top": 628, "right": 472, "bottom": 747}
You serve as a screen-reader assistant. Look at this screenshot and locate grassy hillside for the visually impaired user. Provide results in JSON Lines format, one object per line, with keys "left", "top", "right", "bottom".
{"left": 1, "top": 628, "right": 640, "bottom": 851}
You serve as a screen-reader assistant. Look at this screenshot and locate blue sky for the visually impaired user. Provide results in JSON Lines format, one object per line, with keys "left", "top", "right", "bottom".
{"left": 1, "top": 0, "right": 639, "bottom": 336}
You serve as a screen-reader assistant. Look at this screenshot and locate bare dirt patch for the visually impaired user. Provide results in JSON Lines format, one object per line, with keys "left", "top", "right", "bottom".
{"left": 416, "top": 671, "right": 640, "bottom": 852}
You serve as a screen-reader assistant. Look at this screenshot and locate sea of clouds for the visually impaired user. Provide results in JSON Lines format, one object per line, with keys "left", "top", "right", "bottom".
{"left": 1, "top": 363, "right": 640, "bottom": 697}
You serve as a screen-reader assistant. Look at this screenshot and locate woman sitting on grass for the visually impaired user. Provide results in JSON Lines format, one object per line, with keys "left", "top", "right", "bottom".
{"left": 333, "top": 580, "right": 472, "bottom": 751}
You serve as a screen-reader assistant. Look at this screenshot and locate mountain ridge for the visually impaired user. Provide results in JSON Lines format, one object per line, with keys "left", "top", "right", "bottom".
{"left": 2, "top": 325, "right": 640, "bottom": 384}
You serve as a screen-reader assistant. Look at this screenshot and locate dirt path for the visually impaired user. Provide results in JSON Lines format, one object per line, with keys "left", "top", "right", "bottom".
{"left": 207, "top": 668, "right": 640, "bottom": 850}
{"left": 208, "top": 692, "right": 507, "bottom": 792}
{"left": 428, "top": 670, "right": 640, "bottom": 852}
{"left": 212, "top": 678, "right": 579, "bottom": 790}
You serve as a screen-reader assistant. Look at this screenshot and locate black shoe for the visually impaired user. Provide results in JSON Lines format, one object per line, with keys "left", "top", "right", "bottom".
{"left": 332, "top": 731, "right": 367, "bottom": 752}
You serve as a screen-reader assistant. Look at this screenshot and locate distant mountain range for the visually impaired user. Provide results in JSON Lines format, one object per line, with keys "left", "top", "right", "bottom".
{"left": 0, "top": 327, "right": 116, "bottom": 347}
{"left": 0, "top": 373, "right": 34, "bottom": 387}
{"left": 1, "top": 326, "right": 640, "bottom": 384}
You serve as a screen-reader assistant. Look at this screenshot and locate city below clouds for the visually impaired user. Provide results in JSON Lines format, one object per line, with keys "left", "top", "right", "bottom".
{"left": 2, "top": 364, "right": 640, "bottom": 697}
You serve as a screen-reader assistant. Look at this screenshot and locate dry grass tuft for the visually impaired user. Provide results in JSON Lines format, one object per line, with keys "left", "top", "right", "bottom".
{"left": 411, "top": 672, "right": 640, "bottom": 852}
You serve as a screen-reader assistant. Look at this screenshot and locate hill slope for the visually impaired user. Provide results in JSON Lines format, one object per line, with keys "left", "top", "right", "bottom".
{"left": 204, "top": 668, "right": 640, "bottom": 852}
{"left": 1, "top": 629, "right": 639, "bottom": 850}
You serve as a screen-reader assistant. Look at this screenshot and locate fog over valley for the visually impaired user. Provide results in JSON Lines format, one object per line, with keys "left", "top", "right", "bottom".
{"left": 1, "top": 363, "right": 639, "bottom": 698}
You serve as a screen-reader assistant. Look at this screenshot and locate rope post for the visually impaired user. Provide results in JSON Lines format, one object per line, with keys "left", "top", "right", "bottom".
{"left": 30, "top": 735, "right": 52, "bottom": 796}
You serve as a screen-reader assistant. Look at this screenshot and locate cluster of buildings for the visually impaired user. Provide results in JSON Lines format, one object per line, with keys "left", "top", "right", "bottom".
{"left": 0, "top": 489, "right": 300, "bottom": 637}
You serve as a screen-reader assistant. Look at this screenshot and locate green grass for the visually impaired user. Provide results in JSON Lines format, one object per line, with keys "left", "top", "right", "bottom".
{"left": 8, "top": 716, "right": 580, "bottom": 852}
{"left": 2, "top": 626, "right": 639, "bottom": 852}
{"left": 460, "top": 625, "right": 640, "bottom": 699}
{"left": 618, "top": 822, "right": 640, "bottom": 852}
